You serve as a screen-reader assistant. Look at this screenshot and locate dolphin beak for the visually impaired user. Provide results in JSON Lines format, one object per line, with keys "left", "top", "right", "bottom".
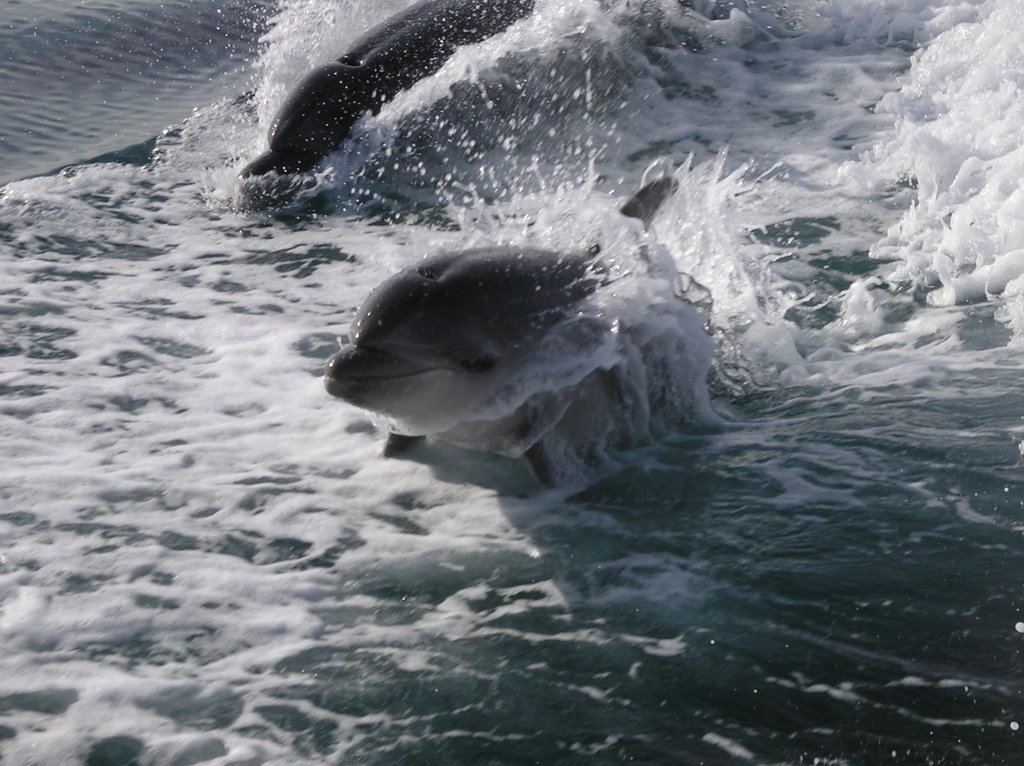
{"left": 323, "top": 345, "right": 438, "bottom": 401}
{"left": 239, "top": 149, "right": 319, "bottom": 178}
{"left": 236, "top": 155, "right": 319, "bottom": 210}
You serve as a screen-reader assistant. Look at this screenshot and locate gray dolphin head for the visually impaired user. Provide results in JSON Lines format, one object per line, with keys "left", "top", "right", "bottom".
{"left": 324, "top": 246, "right": 603, "bottom": 426}
{"left": 322, "top": 176, "right": 695, "bottom": 484}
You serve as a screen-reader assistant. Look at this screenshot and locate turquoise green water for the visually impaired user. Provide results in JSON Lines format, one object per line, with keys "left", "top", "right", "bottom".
{"left": 1, "top": 1, "right": 1021, "bottom": 764}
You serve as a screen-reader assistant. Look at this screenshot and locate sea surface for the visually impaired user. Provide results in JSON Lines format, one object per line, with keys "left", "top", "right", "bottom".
{"left": 1, "top": 1, "right": 1022, "bottom": 764}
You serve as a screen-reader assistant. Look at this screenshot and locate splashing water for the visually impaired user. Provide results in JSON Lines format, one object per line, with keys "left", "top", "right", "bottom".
{"left": 0, "top": 1, "right": 1022, "bottom": 764}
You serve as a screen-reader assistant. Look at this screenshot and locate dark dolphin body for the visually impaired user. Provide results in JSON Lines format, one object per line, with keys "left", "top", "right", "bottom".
{"left": 323, "top": 178, "right": 689, "bottom": 485}
{"left": 241, "top": 0, "right": 536, "bottom": 178}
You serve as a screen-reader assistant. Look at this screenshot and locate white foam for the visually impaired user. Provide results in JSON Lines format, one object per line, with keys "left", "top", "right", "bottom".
{"left": 854, "top": 0, "right": 1024, "bottom": 341}
{"left": 702, "top": 732, "right": 757, "bottom": 761}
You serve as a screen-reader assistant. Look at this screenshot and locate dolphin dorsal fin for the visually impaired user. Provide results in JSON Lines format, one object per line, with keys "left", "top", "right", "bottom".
{"left": 619, "top": 176, "right": 679, "bottom": 230}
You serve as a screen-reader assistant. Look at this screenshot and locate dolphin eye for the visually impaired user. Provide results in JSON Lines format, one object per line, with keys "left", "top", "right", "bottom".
{"left": 459, "top": 357, "right": 495, "bottom": 373}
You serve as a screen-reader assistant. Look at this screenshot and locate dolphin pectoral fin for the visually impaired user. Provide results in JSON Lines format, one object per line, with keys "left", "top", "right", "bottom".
{"left": 524, "top": 441, "right": 557, "bottom": 487}
{"left": 383, "top": 432, "right": 424, "bottom": 457}
{"left": 619, "top": 176, "right": 679, "bottom": 229}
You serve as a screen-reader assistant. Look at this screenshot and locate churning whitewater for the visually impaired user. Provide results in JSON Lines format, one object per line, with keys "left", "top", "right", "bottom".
{"left": 0, "top": 1, "right": 1021, "bottom": 764}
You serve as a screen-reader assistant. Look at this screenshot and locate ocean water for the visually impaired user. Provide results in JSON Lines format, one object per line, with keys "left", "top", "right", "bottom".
{"left": 1, "top": 0, "right": 1021, "bottom": 763}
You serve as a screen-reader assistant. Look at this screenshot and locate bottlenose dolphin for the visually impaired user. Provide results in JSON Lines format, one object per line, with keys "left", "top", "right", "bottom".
{"left": 323, "top": 177, "right": 714, "bottom": 484}
{"left": 241, "top": 0, "right": 535, "bottom": 179}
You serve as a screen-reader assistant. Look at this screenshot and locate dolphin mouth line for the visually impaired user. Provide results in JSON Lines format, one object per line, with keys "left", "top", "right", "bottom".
{"left": 323, "top": 365, "right": 452, "bottom": 404}
{"left": 326, "top": 367, "right": 445, "bottom": 384}
{"left": 326, "top": 344, "right": 463, "bottom": 384}
{"left": 324, "top": 363, "right": 454, "bottom": 388}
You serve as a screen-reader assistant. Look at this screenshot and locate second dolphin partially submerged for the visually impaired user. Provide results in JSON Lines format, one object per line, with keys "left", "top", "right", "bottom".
{"left": 323, "top": 178, "right": 717, "bottom": 484}
{"left": 241, "top": 0, "right": 536, "bottom": 179}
